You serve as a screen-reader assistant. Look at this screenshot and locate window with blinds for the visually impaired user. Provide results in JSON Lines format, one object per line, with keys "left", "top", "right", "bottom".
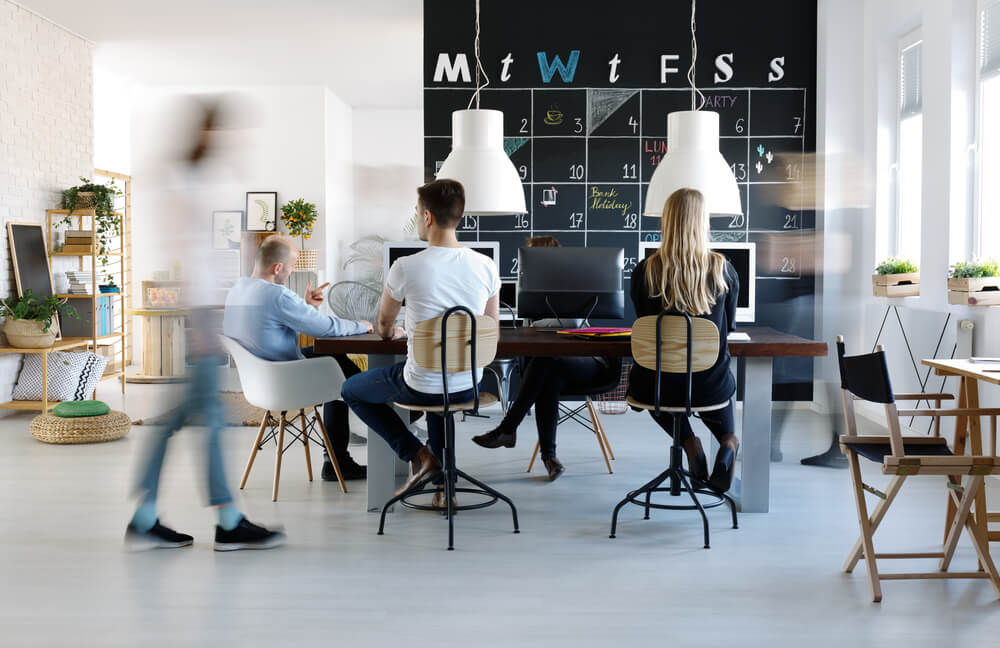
{"left": 895, "top": 34, "right": 923, "bottom": 262}
{"left": 978, "top": 1, "right": 1000, "bottom": 257}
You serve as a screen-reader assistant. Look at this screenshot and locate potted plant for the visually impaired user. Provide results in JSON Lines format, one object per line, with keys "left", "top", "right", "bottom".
{"left": 60, "top": 177, "right": 123, "bottom": 267}
{"left": 948, "top": 259, "right": 1000, "bottom": 306}
{"left": 1, "top": 290, "right": 79, "bottom": 348}
{"left": 872, "top": 258, "right": 919, "bottom": 297}
{"left": 279, "top": 198, "right": 318, "bottom": 270}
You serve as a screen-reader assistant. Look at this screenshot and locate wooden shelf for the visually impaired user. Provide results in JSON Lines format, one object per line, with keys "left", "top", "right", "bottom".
{"left": 49, "top": 251, "right": 123, "bottom": 257}
{"left": 0, "top": 339, "right": 91, "bottom": 355}
{"left": 56, "top": 293, "right": 122, "bottom": 299}
{"left": 46, "top": 209, "right": 123, "bottom": 216}
{"left": 62, "top": 333, "right": 122, "bottom": 344}
{"left": 0, "top": 400, "right": 60, "bottom": 412}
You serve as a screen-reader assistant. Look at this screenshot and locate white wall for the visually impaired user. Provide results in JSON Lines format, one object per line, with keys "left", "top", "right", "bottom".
{"left": 325, "top": 89, "right": 354, "bottom": 281}
{"left": 93, "top": 66, "right": 131, "bottom": 174}
{"left": 0, "top": 0, "right": 93, "bottom": 403}
{"left": 351, "top": 108, "right": 424, "bottom": 245}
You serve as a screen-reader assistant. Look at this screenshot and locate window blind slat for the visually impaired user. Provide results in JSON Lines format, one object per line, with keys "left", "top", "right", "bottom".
{"left": 982, "top": 2, "right": 1000, "bottom": 78}
{"left": 900, "top": 43, "right": 922, "bottom": 117}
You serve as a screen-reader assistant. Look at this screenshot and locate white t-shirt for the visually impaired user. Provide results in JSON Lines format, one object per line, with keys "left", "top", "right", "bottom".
{"left": 385, "top": 246, "right": 500, "bottom": 394}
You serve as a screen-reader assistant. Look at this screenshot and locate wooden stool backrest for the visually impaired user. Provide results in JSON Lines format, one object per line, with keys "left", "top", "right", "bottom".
{"left": 411, "top": 313, "right": 499, "bottom": 373}
{"left": 631, "top": 315, "right": 719, "bottom": 374}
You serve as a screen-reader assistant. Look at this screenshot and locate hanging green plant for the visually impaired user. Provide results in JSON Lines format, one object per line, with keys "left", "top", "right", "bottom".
{"left": 60, "top": 177, "right": 123, "bottom": 267}
{"left": 279, "top": 198, "right": 318, "bottom": 249}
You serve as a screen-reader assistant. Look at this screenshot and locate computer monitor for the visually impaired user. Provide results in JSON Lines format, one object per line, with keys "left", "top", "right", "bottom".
{"left": 516, "top": 247, "right": 625, "bottom": 321}
{"left": 498, "top": 281, "right": 518, "bottom": 321}
{"left": 638, "top": 241, "right": 756, "bottom": 323}
{"left": 382, "top": 241, "right": 501, "bottom": 283}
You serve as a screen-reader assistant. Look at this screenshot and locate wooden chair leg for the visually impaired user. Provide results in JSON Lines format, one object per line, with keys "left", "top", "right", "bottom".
{"left": 314, "top": 406, "right": 347, "bottom": 493}
{"left": 272, "top": 412, "right": 286, "bottom": 502}
{"left": 847, "top": 451, "right": 882, "bottom": 602}
{"left": 962, "top": 479, "right": 1000, "bottom": 598}
{"left": 844, "top": 475, "right": 906, "bottom": 573}
{"left": 299, "top": 409, "right": 313, "bottom": 482}
{"left": 945, "top": 380, "right": 970, "bottom": 542}
{"left": 587, "top": 398, "right": 615, "bottom": 460}
{"left": 526, "top": 440, "right": 540, "bottom": 473}
{"left": 586, "top": 400, "right": 613, "bottom": 474}
{"left": 240, "top": 411, "right": 270, "bottom": 489}
{"left": 941, "top": 475, "right": 981, "bottom": 571}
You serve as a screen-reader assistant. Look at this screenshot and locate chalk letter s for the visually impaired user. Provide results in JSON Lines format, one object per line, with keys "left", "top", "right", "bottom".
{"left": 433, "top": 53, "right": 471, "bottom": 83}
{"left": 537, "top": 51, "right": 580, "bottom": 83}
{"left": 714, "top": 53, "right": 734, "bottom": 83}
{"left": 768, "top": 56, "right": 786, "bottom": 82}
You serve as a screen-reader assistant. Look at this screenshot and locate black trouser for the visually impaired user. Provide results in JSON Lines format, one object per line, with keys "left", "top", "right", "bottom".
{"left": 647, "top": 401, "right": 735, "bottom": 447}
{"left": 497, "top": 356, "right": 619, "bottom": 459}
{"left": 301, "top": 347, "right": 361, "bottom": 461}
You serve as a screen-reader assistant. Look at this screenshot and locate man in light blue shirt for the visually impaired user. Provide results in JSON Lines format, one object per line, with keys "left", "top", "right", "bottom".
{"left": 224, "top": 236, "right": 373, "bottom": 479}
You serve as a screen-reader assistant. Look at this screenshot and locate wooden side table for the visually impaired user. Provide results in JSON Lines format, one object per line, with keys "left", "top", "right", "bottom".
{"left": 0, "top": 338, "right": 93, "bottom": 412}
{"left": 126, "top": 308, "right": 188, "bottom": 383}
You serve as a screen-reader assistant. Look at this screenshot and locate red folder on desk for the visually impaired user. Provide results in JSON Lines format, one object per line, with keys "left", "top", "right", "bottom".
{"left": 555, "top": 327, "right": 631, "bottom": 338}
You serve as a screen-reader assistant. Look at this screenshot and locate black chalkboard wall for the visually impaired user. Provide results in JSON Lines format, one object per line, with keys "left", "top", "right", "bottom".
{"left": 424, "top": 0, "right": 818, "bottom": 400}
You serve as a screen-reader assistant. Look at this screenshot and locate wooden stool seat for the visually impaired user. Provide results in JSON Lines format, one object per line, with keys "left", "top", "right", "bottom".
{"left": 625, "top": 396, "right": 729, "bottom": 414}
{"left": 393, "top": 392, "right": 498, "bottom": 413}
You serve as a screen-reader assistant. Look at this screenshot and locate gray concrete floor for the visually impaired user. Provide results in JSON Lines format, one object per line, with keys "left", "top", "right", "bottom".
{"left": 0, "top": 381, "right": 997, "bottom": 647}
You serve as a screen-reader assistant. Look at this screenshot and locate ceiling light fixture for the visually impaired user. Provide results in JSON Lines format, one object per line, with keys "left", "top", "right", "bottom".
{"left": 643, "top": 0, "right": 743, "bottom": 218}
{"left": 435, "top": 0, "right": 527, "bottom": 215}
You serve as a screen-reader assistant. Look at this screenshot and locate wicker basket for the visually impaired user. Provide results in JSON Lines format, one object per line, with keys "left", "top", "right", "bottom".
{"left": 30, "top": 410, "right": 131, "bottom": 444}
{"left": 295, "top": 248, "right": 318, "bottom": 271}
{"left": 595, "top": 359, "right": 632, "bottom": 415}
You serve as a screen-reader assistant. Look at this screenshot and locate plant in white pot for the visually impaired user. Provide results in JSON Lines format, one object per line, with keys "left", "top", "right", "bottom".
{"left": 1, "top": 290, "right": 79, "bottom": 348}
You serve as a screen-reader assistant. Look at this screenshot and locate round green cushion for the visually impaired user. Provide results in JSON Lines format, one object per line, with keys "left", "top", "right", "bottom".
{"left": 53, "top": 400, "right": 111, "bottom": 418}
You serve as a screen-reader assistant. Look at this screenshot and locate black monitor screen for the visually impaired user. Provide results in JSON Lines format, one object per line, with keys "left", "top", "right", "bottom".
{"left": 642, "top": 246, "right": 750, "bottom": 309}
{"left": 517, "top": 247, "right": 625, "bottom": 320}
{"left": 499, "top": 282, "right": 517, "bottom": 308}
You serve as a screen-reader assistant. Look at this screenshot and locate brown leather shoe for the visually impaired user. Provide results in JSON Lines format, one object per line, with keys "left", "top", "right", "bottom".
{"left": 431, "top": 487, "right": 458, "bottom": 510}
{"left": 396, "top": 446, "right": 441, "bottom": 497}
{"left": 542, "top": 456, "right": 565, "bottom": 481}
{"left": 472, "top": 427, "right": 516, "bottom": 449}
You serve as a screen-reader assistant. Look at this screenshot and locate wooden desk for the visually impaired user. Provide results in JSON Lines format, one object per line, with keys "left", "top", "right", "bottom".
{"left": 0, "top": 338, "right": 92, "bottom": 412}
{"left": 315, "top": 326, "right": 827, "bottom": 514}
{"left": 924, "top": 359, "right": 1000, "bottom": 547}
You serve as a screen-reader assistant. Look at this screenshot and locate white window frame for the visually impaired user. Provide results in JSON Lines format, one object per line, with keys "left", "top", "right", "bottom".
{"left": 891, "top": 29, "right": 924, "bottom": 261}
{"left": 974, "top": 0, "right": 1000, "bottom": 258}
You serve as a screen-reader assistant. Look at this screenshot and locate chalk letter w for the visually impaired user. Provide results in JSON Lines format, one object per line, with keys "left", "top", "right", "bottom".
{"left": 536, "top": 51, "right": 580, "bottom": 83}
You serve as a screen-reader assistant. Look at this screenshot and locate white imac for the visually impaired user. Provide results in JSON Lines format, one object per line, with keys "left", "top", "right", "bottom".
{"left": 638, "top": 240, "right": 756, "bottom": 323}
{"left": 382, "top": 239, "right": 502, "bottom": 289}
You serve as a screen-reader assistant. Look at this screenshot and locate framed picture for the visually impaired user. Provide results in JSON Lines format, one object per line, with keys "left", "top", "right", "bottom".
{"left": 246, "top": 192, "right": 277, "bottom": 231}
{"left": 212, "top": 210, "right": 245, "bottom": 250}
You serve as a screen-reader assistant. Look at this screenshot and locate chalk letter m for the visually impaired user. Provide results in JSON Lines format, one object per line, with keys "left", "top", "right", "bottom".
{"left": 536, "top": 51, "right": 580, "bottom": 83}
{"left": 433, "top": 53, "right": 471, "bottom": 83}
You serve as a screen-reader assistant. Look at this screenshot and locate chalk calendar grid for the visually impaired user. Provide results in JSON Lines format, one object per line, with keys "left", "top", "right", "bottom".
{"left": 424, "top": 86, "right": 808, "bottom": 284}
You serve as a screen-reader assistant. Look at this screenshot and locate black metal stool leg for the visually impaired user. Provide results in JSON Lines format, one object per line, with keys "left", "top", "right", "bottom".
{"left": 610, "top": 468, "right": 671, "bottom": 538}
{"left": 456, "top": 468, "right": 519, "bottom": 533}
{"left": 677, "top": 470, "right": 711, "bottom": 548}
{"left": 444, "top": 415, "right": 456, "bottom": 550}
{"left": 378, "top": 475, "right": 434, "bottom": 536}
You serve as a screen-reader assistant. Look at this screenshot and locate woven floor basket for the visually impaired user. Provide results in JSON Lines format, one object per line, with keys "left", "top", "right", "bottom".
{"left": 30, "top": 410, "right": 131, "bottom": 444}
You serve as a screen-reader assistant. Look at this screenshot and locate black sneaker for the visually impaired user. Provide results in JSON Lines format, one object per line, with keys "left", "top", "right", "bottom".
{"left": 323, "top": 456, "right": 367, "bottom": 481}
{"left": 125, "top": 519, "right": 194, "bottom": 551}
{"left": 214, "top": 517, "right": 286, "bottom": 552}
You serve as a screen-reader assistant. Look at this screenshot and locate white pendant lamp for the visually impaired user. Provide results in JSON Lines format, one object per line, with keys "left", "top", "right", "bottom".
{"left": 643, "top": 0, "right": 743, "bottom": 218}
{"left": 435, "top": 0, "right": 527, "bottom": 215}
{"left": 437, "top": 109, "right": 526, "bottom": 215}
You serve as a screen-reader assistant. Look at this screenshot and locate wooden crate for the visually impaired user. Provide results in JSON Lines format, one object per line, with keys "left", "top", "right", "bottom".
{"left": 872, "top": 272, "right": 920, "bottom": 297}
{"left": 947, "top": 276, "right": 1000, "bottom": 306}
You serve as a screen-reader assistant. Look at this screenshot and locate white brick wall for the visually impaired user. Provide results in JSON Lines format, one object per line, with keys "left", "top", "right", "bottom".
{"left": 0, "top": 1, "right": 94, "bottom": 403}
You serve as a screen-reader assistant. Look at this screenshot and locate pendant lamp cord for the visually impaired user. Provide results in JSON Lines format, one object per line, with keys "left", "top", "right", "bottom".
{"left": 688, "top": 0, "right": 705, "bottom": 111}
{"left": 468, "top": 0, "right": 490, "bottom": 109}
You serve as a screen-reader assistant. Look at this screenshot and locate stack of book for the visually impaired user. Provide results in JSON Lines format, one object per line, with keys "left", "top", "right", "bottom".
{"left": 61, "top": 230, "right": 93, "bottom": 255}
{"left": 65, "top": 271, "right": 94, "bottom": 295}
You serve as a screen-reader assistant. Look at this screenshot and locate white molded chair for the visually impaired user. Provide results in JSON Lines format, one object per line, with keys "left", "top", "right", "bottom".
{"left": 222, "top": 336, "right": 348, "bottom": 501}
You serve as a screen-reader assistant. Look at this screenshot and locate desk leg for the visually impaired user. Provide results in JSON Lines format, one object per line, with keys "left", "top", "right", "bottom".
{"left": 365, "top": 354, "right": 410, "bottom": 513}
{"left": 737, "top": 358, "right": 772, "bottom": 513}
{"left": 965, "top": 378, "right": 990, "bottom": 566}
{"left": 945, "top": 379, "right": 970, "bottom": 543}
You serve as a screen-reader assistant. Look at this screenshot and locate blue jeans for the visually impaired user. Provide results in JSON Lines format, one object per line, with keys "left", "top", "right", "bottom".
{"left": 341, "top": 362, "right": 479, "bottom": 463}
{"left": 132, "top": 357, "right": 233, "bottom": 507}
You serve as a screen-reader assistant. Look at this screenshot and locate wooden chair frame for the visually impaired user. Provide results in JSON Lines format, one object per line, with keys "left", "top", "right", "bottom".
{"left": 240, "top": 407, "right": 346, "bottom": 502}
{"left": 837, "top": 337, "right": 1000, "bottom": 602}
{"left": 526, "top": 397, "right": 616, "bottom": 474}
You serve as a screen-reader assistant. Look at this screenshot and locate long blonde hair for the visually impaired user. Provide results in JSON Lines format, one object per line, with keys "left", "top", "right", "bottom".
{"left": 644, "top": 188, "right": 727, "bottom": 315}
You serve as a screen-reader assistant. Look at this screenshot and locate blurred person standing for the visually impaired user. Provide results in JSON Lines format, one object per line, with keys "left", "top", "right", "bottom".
{"left": 125, "top": 97, "right": 285, "bottom": 551}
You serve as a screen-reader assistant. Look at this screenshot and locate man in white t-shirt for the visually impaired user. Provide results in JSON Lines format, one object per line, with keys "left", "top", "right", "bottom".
{"left": 341, "top": 179, "right": 500, "bottom": 498}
